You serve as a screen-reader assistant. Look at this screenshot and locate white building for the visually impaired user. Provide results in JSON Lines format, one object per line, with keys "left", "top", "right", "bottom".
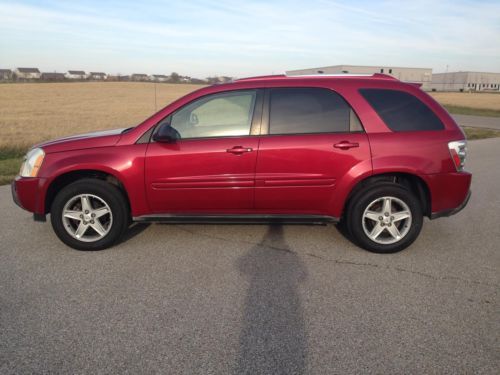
{"left": 286, "top": 64, "right": 433, "bottom": 90}
{"left": 150, "top": 74, "right": 169, "bottom": 82}
{"left": 88, "top": 72, "right": 107, "bottom": 80}
{"left": 65, "top": 70, "right": 86, "bottom": 80}
{"left": 14, "top": 67, "right": 41, "bottom": 80}
{"left": 431, "top": 71, "right": 500, "bottom": 92}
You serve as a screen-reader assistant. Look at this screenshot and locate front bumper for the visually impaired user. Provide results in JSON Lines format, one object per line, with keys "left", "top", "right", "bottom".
{"left": 430, "top": 190, "right": 471, "bottom": 220}
{"left": 11, "top": 176, "right": 47, "bottom": 219}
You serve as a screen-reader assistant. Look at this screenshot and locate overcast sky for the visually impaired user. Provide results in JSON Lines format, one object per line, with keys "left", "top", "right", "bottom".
{"left": 1, "top": 0, "right": 499, "bottom": 77}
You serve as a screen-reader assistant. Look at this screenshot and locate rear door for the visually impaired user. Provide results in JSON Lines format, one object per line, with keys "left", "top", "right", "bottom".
{"left": 255, "top": 87, "right": 371, "bottom": 214}
{"left": 145, "top": 89, "right": 262, "bottom": 213}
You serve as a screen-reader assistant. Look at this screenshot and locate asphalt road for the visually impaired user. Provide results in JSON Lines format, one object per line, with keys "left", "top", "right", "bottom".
{"left": 1, "top": 139, "right": 499, "bottom": 374}
{"left": 453, "top": 114, "right": 500, "bottom": 130}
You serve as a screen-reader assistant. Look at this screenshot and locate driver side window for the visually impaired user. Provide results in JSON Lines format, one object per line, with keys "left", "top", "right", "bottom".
{"left": 169, "top": 90, "right": 257, "bottom": 139}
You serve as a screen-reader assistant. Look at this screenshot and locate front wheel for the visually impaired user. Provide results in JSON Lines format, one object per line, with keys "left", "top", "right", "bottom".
{"left": 50, "top": 179, "right": 129, "bottom": 250}
{"left": 345, "top": 183, "right": 423, "bottom": 253}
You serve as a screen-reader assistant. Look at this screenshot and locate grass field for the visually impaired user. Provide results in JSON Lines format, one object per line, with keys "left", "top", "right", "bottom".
{"left": 0, "top": 82, "right": 204, "bottom": 148}
{"left": 1, "top": 83, "right": 500, "bottom": 185}
{"left": 429, "top": 92, "right": 500, "bottom": 117}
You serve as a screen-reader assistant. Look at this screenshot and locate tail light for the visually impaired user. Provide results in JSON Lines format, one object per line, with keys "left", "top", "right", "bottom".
{"left": 448, "top": 140, "right": 467, "bottom": 171}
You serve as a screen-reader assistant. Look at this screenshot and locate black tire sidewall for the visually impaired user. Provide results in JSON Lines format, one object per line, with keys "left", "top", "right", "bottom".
{"left": 347, "top": 183, "right": 423, "bottom": 254}
{"left": 50, "top": 179, "right": 129, "bottom": 250}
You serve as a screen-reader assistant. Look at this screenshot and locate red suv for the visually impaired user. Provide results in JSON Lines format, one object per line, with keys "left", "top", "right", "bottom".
{"left": 12, "top": 74, "right": 471, "bottom": 253}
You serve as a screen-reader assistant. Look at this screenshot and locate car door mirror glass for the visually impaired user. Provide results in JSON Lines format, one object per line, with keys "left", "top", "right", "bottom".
{"left": 153, "top": 125, "right": 181, "bottom": 143}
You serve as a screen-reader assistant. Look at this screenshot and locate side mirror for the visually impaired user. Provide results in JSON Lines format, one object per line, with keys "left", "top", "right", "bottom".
{"left": 153, "top": 125, "right": 180, "bottom": 143}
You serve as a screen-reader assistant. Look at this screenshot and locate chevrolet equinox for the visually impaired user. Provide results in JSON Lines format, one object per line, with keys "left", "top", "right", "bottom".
{"left": 12, "top": 73, "right": 471, "bottom": 253}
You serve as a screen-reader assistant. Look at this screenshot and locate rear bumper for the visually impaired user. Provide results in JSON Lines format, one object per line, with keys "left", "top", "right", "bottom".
{"left": 426, "top": 171, "right": 471, "bottom": 218}
{"left": 430, "top": 190, "right": 471, "bottom": 219}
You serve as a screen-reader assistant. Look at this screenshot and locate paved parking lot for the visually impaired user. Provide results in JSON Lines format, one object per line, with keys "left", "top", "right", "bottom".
{"left": 1, "top": 138, "right": 499, "bottom": 374}
{"left": 453, "top": 114, "right": 500, "bottom": 130}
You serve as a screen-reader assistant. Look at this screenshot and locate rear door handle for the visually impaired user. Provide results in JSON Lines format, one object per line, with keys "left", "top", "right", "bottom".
{"left": 226, "top": 146, "right": 253, "bottom": 155}
{"left": 334, "top": 141, "right": 359, "bottom": 150}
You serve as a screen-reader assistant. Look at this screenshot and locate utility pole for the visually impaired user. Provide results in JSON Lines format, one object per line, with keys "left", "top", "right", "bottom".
{"left": 154, "top": 82, "right": 158, "bottom": 112}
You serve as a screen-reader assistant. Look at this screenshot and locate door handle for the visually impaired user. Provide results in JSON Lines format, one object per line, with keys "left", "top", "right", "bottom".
{"left": 226, "top": 146, "right": 253, "bottom": 154}
{"left": 334, "top": 141, "right": 359, "bottom": 150}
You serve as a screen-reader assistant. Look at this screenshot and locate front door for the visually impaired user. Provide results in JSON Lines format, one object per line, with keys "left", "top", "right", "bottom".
{"left": 145, "top": 89, "right": 262, "bottom": 213}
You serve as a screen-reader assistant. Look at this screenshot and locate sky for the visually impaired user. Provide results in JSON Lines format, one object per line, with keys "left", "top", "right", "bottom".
{"left": 0, "top": 0, "right": 499, "bottom": 78}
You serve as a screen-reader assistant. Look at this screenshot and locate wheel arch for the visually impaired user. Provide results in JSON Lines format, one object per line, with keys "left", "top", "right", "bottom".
{"left": 44, "top": 169, "right": 131, "bottom": 215}
{"left": 343, "top": 172, "right": 432, "bottom": 219}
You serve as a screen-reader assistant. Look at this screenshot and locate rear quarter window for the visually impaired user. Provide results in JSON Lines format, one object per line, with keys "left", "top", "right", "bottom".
{"left": 359, "top": 89, "right": 444, "bottom": 131}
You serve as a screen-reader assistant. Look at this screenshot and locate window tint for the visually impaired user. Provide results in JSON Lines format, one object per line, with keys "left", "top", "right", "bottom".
{"left": 269, "top": 88, "right": 351, "bottom": 134}
{"left": 168, "top": 90, "right": 256, "bottom": 139}
{"left": 359, "top": 89, "right": 444, "bottom": 131}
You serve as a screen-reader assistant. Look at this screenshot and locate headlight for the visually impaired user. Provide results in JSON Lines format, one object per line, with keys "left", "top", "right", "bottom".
{"left": 19, "top": 148, "right": 45, "bottom": 177}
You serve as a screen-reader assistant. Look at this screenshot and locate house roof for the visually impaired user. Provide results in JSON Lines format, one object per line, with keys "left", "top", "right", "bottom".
{"left": 90, "top": 72, "right": 106, "bottom": 76}
{"left": 17, "top": 68, "right": 40, "bottom": 73}
{"left": 0, "top": 69, "right": 12, "bottom": 73}
{"left": 152, "top": 74, "right": 169, "bottom": 78}
{"left": 68, "top": 70, "right": 85, "bottom": 75}
{"left": 132, "top": 73, "right": 148, "bottom": 77}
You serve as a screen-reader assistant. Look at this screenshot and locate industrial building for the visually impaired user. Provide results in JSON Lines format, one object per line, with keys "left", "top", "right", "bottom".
{"left": 286, "top": 65, "right": 433, "bottom": 90}
{"left": 431, "top": 71, "right": 500, "bottom": 92}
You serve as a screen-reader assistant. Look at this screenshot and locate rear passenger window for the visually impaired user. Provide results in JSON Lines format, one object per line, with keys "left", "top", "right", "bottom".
{"left": 269, "top": 88, "right": 358, "bottom": 134}
{"left": 359, "top": 89, "right": 444, "bottom": 131}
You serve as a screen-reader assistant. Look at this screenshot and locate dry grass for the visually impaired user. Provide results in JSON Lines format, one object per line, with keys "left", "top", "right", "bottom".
{"left": 429, "top": 92, "right": 500, "bottom": 111}
{"left": 0, "top": 82, "right": 204, "bottom": 148}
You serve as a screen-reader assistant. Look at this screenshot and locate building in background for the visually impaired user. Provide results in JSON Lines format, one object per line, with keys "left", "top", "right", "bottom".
{"left": 13, "top": 67, "right": 41, "bottom": 81}
{"left": 431, "top": 71, "right": 500, "bottom": 92}
{"left": 41, "top": 72, "right": 65, "bottom": 81}
{"left": 0, "top": 69, "right": 12, "bottom": 80}
{"left": 65, "top": 70, "right": 86, "bottom": 80}
{"left": 286, "top": 65, "right": 433, "bottom": 90}
{"left": 88, "top": 72, "right": 107, "bottom": 80}
{"left": 150, "top": 74, "right": 170, "bottom": 82}
{"left": 131, "top": 73, "right": 149, "bottom": 81}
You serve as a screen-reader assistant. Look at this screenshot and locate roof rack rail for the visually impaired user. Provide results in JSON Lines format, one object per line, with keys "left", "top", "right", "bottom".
{"left": 235, "top": 74, "right": 286, "bottom": 82}
{"left": 233, "top": 73, "right": 399, "bottom": 83}
{"left": 285, "top": 72, "right": 398, "bottom": 80}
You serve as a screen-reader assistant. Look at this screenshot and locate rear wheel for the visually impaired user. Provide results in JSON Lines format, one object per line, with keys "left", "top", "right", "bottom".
{"left": 50, "top": 179, "right": 129, "bottom": 250}
{"left": 345, "top": 183, "right": 423, "bottom": 253}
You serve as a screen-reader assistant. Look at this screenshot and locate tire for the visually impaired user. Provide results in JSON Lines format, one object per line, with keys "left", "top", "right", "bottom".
{"left": 50, "top": 179, "right": 130, "bottom": 250}
{"left": 345, "top": 182, "right": 423, "bottom": 253}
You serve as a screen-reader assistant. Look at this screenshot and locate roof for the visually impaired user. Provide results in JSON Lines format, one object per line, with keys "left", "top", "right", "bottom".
{"left": 17, "top": 68, "right": 40, "bottom": 73}
{"left": 132, "top": 73, "right": 148, "bottom": 77}
{"left": 235, "top": 73, "right": 398, "bottom": 83}
{"left": 90, "top": 72, "right": 106, "bottom": 76}
{"left": 0, "top": 69, "right": 12, "bottom": 73}
{"left": 68, "top": 70, "right": 85, "bottom": 74}
{"left": 152, "top": 74, "right": 169, "bottom": 78}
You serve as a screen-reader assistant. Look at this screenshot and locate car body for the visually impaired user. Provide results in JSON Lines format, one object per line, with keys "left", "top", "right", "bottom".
{"left": 12, "top": 73, "right": 471, "bottom": 252}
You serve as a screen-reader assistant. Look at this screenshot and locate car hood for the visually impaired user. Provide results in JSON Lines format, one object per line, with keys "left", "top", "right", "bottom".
{"left": 35, "top": 128, "right": 126, "bottom": 153}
